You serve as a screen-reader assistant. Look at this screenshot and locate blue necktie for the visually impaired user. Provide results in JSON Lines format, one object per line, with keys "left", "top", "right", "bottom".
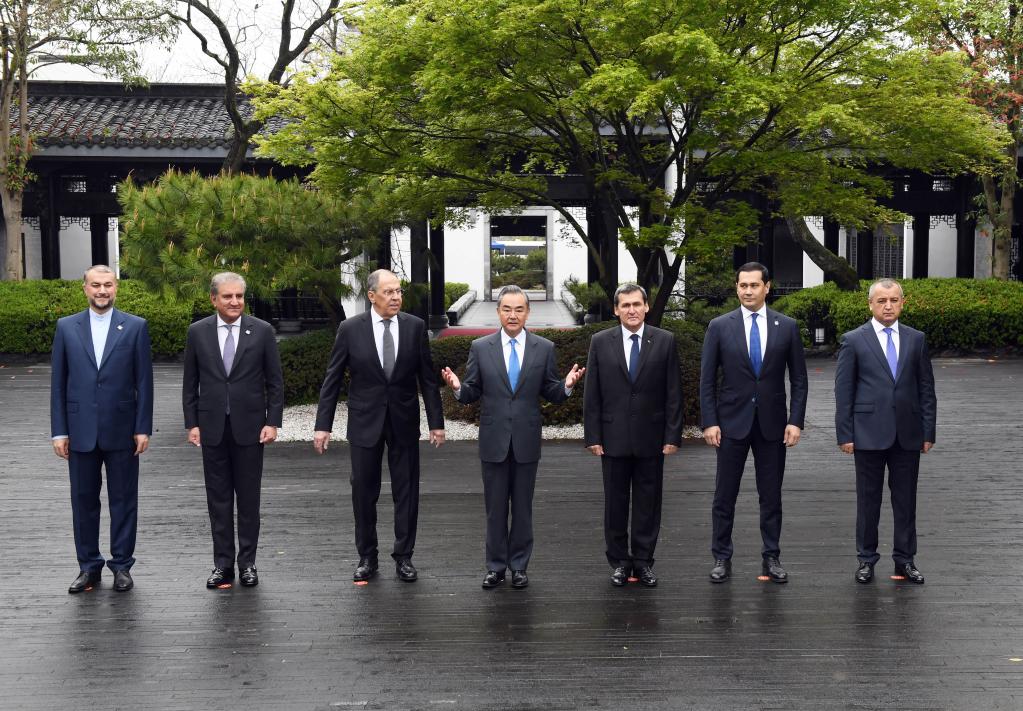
{"left": 508, "top": 337, "right": 520, "bottom": 390}
{"left": 883, "top": 327, "right": 898, "bottom": 378}
{"left": 749, "top": 313, "right": 762, "bottom": 377}
{"left": 628, "top": 333, "right": 640, "bottom": 383}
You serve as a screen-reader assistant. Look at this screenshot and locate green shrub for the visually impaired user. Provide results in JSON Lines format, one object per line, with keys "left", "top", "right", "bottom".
{"left": 444, "top": 282, "right": 470, "bottom": 309}
{"left": 278, "top": 327, "right": 338, "bottom": 406}
{"left": 774, "top": 278, "right": 1023, "bottom": 350}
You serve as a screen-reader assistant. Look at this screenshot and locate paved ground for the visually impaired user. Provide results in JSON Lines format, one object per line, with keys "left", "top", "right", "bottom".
{"left": 1, "top": 356, "right": 1022, "bottom": 710}
{"left": 458, "top": 296, "right": 577, "bottom": 328}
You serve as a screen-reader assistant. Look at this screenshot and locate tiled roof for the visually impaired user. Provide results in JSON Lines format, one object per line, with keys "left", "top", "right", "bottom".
{"left": 27, "top": 81, "right": 284, "bottom": 151}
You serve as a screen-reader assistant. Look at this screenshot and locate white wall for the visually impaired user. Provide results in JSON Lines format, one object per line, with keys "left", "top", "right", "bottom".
{"left": 552, "top": 209, "right": 588, "bottom": 296}
{"left": 928, "top": 217, "right": 957, "bottom": 277}
{"left": 444, "top": 211, "right": 486, "bottom": 295}
{"left": 58, "top": 218, "right": 92, "bottom": 280}
{"left": 802, "top": 218, "right": 826, "bottom": 287}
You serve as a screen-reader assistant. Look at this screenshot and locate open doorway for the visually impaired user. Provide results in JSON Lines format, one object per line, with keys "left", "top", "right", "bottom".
{"left": 489, "top": 215, "right": 549, "bottom": 301}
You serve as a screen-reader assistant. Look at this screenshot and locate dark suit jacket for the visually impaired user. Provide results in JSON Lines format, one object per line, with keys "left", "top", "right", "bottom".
{"left": 50, "top": 308, "right": 154, "bottom": 452}
{"left": 583, "top": 324, "right": 683, "bottom": 457}
{"left": 834, "top": 321, "right": 936, "bottom": 450}
{"left": 182, "top": 314, "right": 285, "bottom": 447}
{"left": 314, "top": 310, "right": 444, "bottom": 447}
{"left": 699, "top": 307, "right": 808, "bottom": 440}
{"left": 455, "top": 330, "right": 568, "bottom": 463}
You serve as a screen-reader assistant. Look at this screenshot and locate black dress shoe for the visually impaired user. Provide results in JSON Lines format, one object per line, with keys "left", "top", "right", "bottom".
{"left": 896, "top": 562, "right": 925, "bottom": 584}
{"left": 206, "top": 567, "right": 235, "bottom": 588}
{"left": 396, "top": 559, "right": 418, "bottom": 582}
{"left": 636, "top": 566, "right": 658, "bottom": 587}
{"left": 762, "top": 556, "right": 788, "bottom": 584}
{"left": 482, "top": 570, "right": 505, "bottom": 589}
{"left": 511, "top": 570, "right": 529, "bottom": 588}
{"left": 113, "top": 570, "right": 134, "bottom": 592}
{"left": 240, "top": 567, "right": 259, "bottom": 587}
{"left": 709, "top": 559, "right": 731, "bottom": 583}
{"left": 610, "top": 566, "right": 630, "bottom": 587}
{"left": 353, "top": 558, "right": 378, "bottom": 582}
{"left": 855, "top": 562, "right": 875, "bottom": 584}
{"left": 68, "top": 570, "right": 101, "bottom": 594}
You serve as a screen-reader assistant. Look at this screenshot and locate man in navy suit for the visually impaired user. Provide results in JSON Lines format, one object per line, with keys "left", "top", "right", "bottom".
{"left": 314, "top": 269, "right": 445, "bottom": 583}
{"left": 51, "top": 265, "right": 154, "bottom": 593}
{"left": 700, "top": 262, "right": 808, "bottom": 584}
{"left": 835, "top": 278, "right": 936, "bottom": 585}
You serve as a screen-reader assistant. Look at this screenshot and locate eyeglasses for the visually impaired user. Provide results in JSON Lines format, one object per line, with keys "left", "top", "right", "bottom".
{"left": 374, "top": 288, "right": 403, "bottom": 297}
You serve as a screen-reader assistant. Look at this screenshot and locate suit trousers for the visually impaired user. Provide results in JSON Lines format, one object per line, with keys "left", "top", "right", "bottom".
{"left": 602, "top": 454, "right": 664, "bottom": 568}
{"left": 481, "top": 443, "right": 538, "bottom": 572}
{"left": 201, "top": 415, "right": 264, "bottom": 568}
{"left": 854, "top": 446, "right": 921, "bottom": 565}
{"left": 68, "top": 447, "right": 139, "bottom": 572}
{"left": 711, "top": 414, "right": 787, "bottom": 560}
{"left": 348, "top": 413, "right": 420, "bottom": 562}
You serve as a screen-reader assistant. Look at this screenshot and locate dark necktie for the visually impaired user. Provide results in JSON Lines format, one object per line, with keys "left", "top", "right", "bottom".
{"left": 508, "top": 337, "right": 520, "bottom": 390}
{"left": 749, "top": 313, "right": 762, "bottom": 377}
{"left": 628, "top": 333, "right": 640, "bottom": 383}
{"left": 382, "top": 318, "right": 395, "bottom": 379}
{"left": 883, "top": 327, "right": 898, "bottom": 378}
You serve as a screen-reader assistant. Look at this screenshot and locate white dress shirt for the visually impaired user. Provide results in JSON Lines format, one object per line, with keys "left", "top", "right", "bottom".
{"left": 216, "top": 314, "right": 243, "bottom": 357}
{"left": 90, "top": 308, "right": 112, "bottom": 367}
{"left": 500, "top": 328, "right": 526, "bottom": 371}
{"left": 871, "top": 318, "right": 900, "bottom": 358}
{"left": 740, "top": 304, "right": 768, "bottom": 360}
{"left": 622, "top": 324, "right": 645, "bottom": 371}
{"left": 371, "top": 309, "right": 400, "bottom": 369}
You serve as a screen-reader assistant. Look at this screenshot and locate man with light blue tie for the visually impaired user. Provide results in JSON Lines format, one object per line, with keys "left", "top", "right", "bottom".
{"left": 835, "top": 279, "right": 936, "bottom": 585}
{"left": 699, "top": 262, "right": 808, "bottom": 584}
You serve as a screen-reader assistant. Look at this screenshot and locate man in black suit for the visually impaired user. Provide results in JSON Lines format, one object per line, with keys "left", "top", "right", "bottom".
{"left": 441, "top": 285, "right": 585, "bottom": 589}
{"left": 700, "top": 262, "right": 808, "bottom": 584}
{"left": 583, "top": 284, "right": 683, "bottom": 587}
{"left": 51, "top": 265, "right": 153, "bottom": 594}
{"left": 835, "top": 278, "right": 936, "bottom": 585}
{"left": 314, "top": 269, "right": 445, "bottom": 583}
{"left": 183, "top": 272, "right": 284, "bottom": 589}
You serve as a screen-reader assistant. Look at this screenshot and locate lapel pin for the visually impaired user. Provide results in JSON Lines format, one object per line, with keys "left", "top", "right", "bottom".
{"left": 245, "top": 329, "right": 251, "bottom": 335}
{"left": 774, "top": 320, "right": 779, "bottom": 326}
{"left": 117, "top": 324, "right": 123, "bottom": 330}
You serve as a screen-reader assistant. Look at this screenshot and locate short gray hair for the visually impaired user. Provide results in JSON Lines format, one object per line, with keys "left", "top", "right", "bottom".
{"left": 496, "top": 284, "right": 529, "bottom": 307}
{"left": 867, "top": 278, "right": 903, "bottom": 300}
{"left": 83, "top": 264, "right": 115, "bottom": 282}
{"left": 367, "top": 268, "right": 398, "bottom": 292}
{"left": 210, "top": 272, "right": 246, "bottom": 296}
{"left": 613, "top": 283, "right": 647, "bottom": 307}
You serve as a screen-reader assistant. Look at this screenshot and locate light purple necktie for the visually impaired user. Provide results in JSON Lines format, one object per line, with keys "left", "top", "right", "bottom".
{"left": 223, "top": 324, "right": 236, "bottom": 375}
{"left": 883, "top": 327, "right": 897, "bottom": 378}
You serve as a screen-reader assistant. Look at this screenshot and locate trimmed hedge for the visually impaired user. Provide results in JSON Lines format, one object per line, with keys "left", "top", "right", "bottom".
{"left": 774, "top": 278, "right": 1023, "bottom": 350}
{"left": 280, "top": 318, "right": 705, "bottom": 426}
{"left": 0, "top": 279, "right": 211, "bottom": 357}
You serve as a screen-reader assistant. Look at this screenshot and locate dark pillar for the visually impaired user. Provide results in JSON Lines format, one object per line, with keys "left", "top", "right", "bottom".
{"left": 87, "top": 175, "right": 110, "bottom": 267}
{"left": 586, "top": 200, "right": 616, "bottom": 321}
{"left": 823, "top": 219, "right": 841, "bottom": 283}
{"left": 757, "top": 217, "right": 775, "bottom": 276}
{"left": 40, "top": 173, "right": 61, "bottom": 279}
{"left": 956, "top": 212, "right": 976, "bottom": 278}
{"left": 912, "top": 214, "right": 930, "bottom": 278}
{"left": 856, "top": 228, "right": 874, "bottom": 279}
{"left": 428, "top": 220, "right": 448, "bottom": 330}
{"left": 409, "top": 219, "right": 429, "bottom": 320}
{"left": 375, "top": 225, "right": 392, "bottom": 271}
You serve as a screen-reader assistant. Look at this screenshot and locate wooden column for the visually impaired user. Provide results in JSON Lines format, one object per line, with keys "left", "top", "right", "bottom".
{"left": 87, "top": 175, "right": 110, "bottom": 266}
{"left": 39, "top": 173, "right": 61, "bottom": 279}
{"left": 912, "top": 214, "right": 930, "bottom": 278}
{"left": 856, "top": 228, "right": 874, "bottom": 279}
{"left": 409, "top": 219, "right": 429, "bottom": 320}
{"left": 428, "top": 220, "right": 448, "bottom": 330}
{"left": 823, "top": 219, "right": 841, "bottom": 283}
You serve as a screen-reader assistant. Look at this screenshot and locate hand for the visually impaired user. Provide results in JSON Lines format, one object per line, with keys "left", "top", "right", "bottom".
{"left": 429, "top": 429, "right": 445, "bottom": 447}
{"left": 783, "top": 425, "right": 802, "bottom": 447}
{"left": 662, "top": 444, "right": 679, "bottom": 455}
{"left": 259, "top": 426, "right": 278, "bottom": 444}
{"left": 53, "top": 437, "right": 69, "bottom": 460}
{"left": 839, "top": 442, "right": 854, "bottom": 454}
{"left": 703, "top": 426, "right": 721, "bottom": 447}
{"left": 440, "top": 367, "right": 460, "bottom": 390}
{"left": 187, "top": 427, "right": 201, "bottom": 447}
{"left": 313, "top": 430, "right": 331, "bottom": 454}
{"left": 587, "top": 444, "right": 604, "bottom": 456}
{"left": 133, "top": 434, "right": 150, "bottom": 456}
{"left": 564, "top": 363, "right": 586, "bottom": 388}
{"left": 921, "top": 441, "right": 934, "bottom": 454}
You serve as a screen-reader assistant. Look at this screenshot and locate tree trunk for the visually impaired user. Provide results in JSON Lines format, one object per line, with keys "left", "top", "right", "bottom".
{"left": 223, "top": 123, "right": 260, "bottom": 174}
{"left": 784, "top": 216, "right": 859, "bottom": 290}
{"left": 645, "top": 253, "right": 683, "bottom": 326}
{"left": 1, "top": 188, "right": 23, "bottom": 281}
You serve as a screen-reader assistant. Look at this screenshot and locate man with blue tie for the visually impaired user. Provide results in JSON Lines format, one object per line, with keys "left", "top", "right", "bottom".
{"left": 835, "top": 279, "right": 936, "bottom": 585}
{"left": 699, "top": 262, "right": 808, "bottom": 584}
{"left": 51, "top": 265, "right": 154, "bottom": 593}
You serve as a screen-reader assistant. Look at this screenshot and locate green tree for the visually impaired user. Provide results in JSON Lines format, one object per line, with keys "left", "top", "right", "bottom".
{"left": 118, "top": 169, "right": 377, "bottom": 322}
{"left": 0, "top": 0, "right": 175, "bottom": 281}
{"left": 254, "top": 0, "right": 1005, "bottom": 323}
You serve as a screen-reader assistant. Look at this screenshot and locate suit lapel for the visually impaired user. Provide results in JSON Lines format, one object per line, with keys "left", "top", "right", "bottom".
{"left": 74, "top": 310, "right": 99, "bottom": 371}
{"left": 612, "top": 326, "right": 630, "bottom": 381}
{"left": 515, "top": 331, "right": 540, "bottom": 394}
{"left": 729, "top": 309, "right": 755, "bottom": 376}
{"left": 863, "top": 322, "right": 895, "bottom": 383}
{"left": 392, "top": 312, "right": 413, "bottom": 375}
{"left": 229, "top": 314, "right": 253, "bottom": 373}
{"left": 97, "top": 309, "right": 128, "bottom": 372}
{"left": 759, "top": 309, "right": 782, "bottom": 372}
{"left": 488, "top": 331, "right": 513, "bottom": 394}
{"left": 893, "top": 326, "right": 911, "bottom": 383}
{"left": 204, "top": 316, "right": 227, "bottom": 378}
{"left": 634, "top": 328, "right": 657, "bottom": 382}
{"left": 362, "top": 312, "right": 386, "bottom": 379}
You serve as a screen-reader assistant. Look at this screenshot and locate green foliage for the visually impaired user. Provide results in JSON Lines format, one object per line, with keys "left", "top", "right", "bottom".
{"left": 491, "top": 248, "right": 546, "bottom": 289}
{"left": 562, "top": 276, "right": 610, "bottom": 313}
{"left": 444, "top": 282, "right": 470, "bottom": 309}
{"left": 277, "top": 328, "right": 339, "bottom": 406}
{"left": 774, "top": 278, "right": 1023, "bottom": 350}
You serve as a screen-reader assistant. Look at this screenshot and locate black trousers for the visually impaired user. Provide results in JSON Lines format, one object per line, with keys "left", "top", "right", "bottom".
{"left": 201, "top": 415, "right": 264, "bottom": 569}
{"left": 602, "top": 454, "right": 664, "bottom": 568}
{"left": 348, "top": 414, "right": 420, "bottom": 562}
{"left": 68, "top": 446, "right": 138, "bottom": 572}
{"left": 480, "top": 443, "right": 538, "bottom": 572}
{"left": 854, "top": 446, "right": 921, "bottom": 565}
{"left": 711, "top": 415, "right": 786, "bottom": 560}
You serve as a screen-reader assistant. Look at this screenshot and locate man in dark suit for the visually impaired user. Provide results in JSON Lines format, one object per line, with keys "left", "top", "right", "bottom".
{"left": 314, "top": 269, "right": 445, "bottom": 583}
{"left": 51, "top": 265, "right": 153, "bottom": 594}
{"left": 183, "top": 272, "right": 284, "bottom": 589}
{"left": 700, "top": 262, "right": 808, "bottom": 584}
{"left": 441, "top": 285, "right": 585, "bottom": 589}
{"left": 583, "top": 284, "right": 683, "bottom": 588}
{"left": 835, "top": 278, "right": 936, "bottom": 585}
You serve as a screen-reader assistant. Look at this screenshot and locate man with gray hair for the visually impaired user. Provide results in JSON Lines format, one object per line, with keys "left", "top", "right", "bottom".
{"left": 835, "top": 278, "right": 936, "bottom": 585}
{"left": 183, "top": 272, "right": 284, "bottom": 589}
